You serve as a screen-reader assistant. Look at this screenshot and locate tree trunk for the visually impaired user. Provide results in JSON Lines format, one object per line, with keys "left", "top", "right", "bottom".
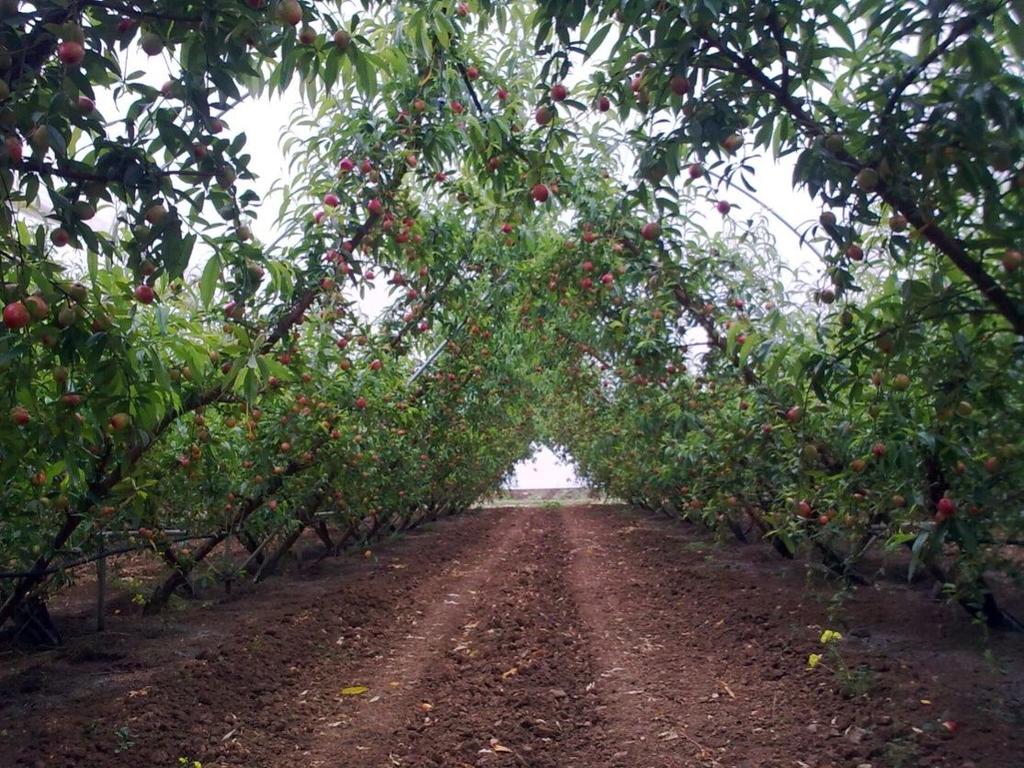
{"left": 254, "top": 525, "right": 307, "bottom": 583}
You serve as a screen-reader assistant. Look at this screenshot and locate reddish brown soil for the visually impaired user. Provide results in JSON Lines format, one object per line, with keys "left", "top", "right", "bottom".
{"left": 1, "top": 505, "right": 1021, "bottom": 768}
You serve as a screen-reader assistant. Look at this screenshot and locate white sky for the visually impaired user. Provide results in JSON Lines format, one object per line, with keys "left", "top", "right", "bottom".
{"left": 506, "top": 444, "right": 582, "bottom": 489}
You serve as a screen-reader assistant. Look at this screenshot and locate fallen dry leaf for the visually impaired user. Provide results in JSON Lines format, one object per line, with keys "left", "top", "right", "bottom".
{"left": 341, "top": 686, "right": 369, "bottom": 696}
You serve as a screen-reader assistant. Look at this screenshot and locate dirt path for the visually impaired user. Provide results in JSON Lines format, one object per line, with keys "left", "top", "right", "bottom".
{"left": 2, "top": 505, "right": 1021, "bottom": 767}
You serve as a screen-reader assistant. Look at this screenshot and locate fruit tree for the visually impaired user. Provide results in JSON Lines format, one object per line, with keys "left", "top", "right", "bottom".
{"left": 1, "top": 0, "right": 1022, "bottom": 637}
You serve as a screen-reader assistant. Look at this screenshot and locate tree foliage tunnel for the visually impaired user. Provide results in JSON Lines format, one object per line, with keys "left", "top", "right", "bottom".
{"left": 1, "top": 0, "right": 1022, "bottom": 636}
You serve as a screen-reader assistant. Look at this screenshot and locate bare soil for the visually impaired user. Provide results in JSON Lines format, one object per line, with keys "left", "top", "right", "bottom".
{"left": 1, "top": 505, "right": 1021, "bottom": 768}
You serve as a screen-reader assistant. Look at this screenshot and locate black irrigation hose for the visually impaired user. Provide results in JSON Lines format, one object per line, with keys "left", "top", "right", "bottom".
{"left": 0, "top": 534, "right": 219, "bottom": 580}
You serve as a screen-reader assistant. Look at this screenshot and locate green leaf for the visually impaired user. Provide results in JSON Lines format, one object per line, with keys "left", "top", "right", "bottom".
{"left": 199, "top": 254, "right": 221, "bottom": 308}
{"left": 585, "top": 23, "right": 612, "bottom": 59}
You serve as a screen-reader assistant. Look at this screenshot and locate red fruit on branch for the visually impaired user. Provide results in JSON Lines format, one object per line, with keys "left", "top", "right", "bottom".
{"left": 108, "top": 413, "right": 131, "bottom": 432}
{"left": 856, "top": 167, "right": 880, "bottom": 192}
{"left": 721, "top": 133, "right": 744, "bottom": 153}
{"left": 531, "top": 183, "right": 549, "bottom": 202}
{"left": 23, "top": 295, "right": 48, "bottom": 320}
{"left": 139, "top": 32, "right": 163, "bottom": 56}
{"left": 2, "top": 136, "right": 22, "bottom": 164}
{"left": 3, "top": 301, "right": 30, "bottom": 330}
{"left": 134, "top": 284, "right": 155, "bottom": 304}
{"left": 355, "top": 396, "right": 367, "bottom": 410}
{"left": 669, "top": 75, "right": 690, "bottom": 95}
{"left": 535, "top": 105, "right": 553, "bottom": 126}
{"left": 323, "top": 192, "right": 340, "bottom": 207}
{"left": 9, "top": 406, "right": 30, "bottom": 426}
{"left": 891, "top": 373, "right": 911, "bottom": 390}
{"left": 466, "top": 65, "right": 479, "bottom": 80}
{"left": 936, "top": 497, "right": 957, "bottom": 521}
{"left": 57, "top": 41, "right": 85, "bottom": 66}
{"left": 368, "top": 198, "right": 384, "bottom": 216}
{"left": 640, "top": 221, "right": 660, "bottom": 241}
{"left": 716, "top": 200, "right": 731, "bottom": 215}
{"left": 785, "top": 406, "right": 801, "bottom": 423}
{"left": 550, "top": 83, "right": 569, "bottom": 101}
{"left": 596, "top": 95, "right": 611, "bottom": 112}
{"left": 278, "top": 0, "right": 303, "bottom": 25}
{"left": 144, "top": 203, "right": 167, "bottom": 224}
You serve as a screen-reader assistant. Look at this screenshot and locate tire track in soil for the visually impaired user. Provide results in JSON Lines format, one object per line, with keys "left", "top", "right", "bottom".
{"left": 213, "top": 506, "right": 539, "bottom": 768}
{"left": 296, "top": 506, "right": 535, "bottom": 766}
{"left": 561, "top": 505, "right": 1004, "bottom": 768}
{"left": 3, "top": 509, "right": 518, "bottom": 768}
{"left": 564, "top": 505, "right": 752, "bottom": 768}
{"left": 564, "top": 503, "right": 873, "bottom": 768}
{"left": 376, "top": 507, "right": 602, "bottom": 768}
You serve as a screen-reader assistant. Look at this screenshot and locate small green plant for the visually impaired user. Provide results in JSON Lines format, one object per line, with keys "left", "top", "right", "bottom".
{"left": 113, "top": 575, "right": 150, "bottom": 607}
{"left": 114, "top": 726, "right": 135, "bottom": 754}
{"left": 178, "top": 758, "right": 202, "bottom": 768}
{"left": 807, "top": 628, "right": 874, "bottom": 698}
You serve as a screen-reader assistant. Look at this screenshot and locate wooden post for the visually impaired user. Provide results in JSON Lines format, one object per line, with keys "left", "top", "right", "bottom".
{"left": 95, "top": 537, "right": 107, "bottom": 632}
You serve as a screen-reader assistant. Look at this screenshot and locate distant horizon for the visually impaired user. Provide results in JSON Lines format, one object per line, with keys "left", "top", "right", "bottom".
{"left": 504, "top": 444, "right": 584, "bottom": 490}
